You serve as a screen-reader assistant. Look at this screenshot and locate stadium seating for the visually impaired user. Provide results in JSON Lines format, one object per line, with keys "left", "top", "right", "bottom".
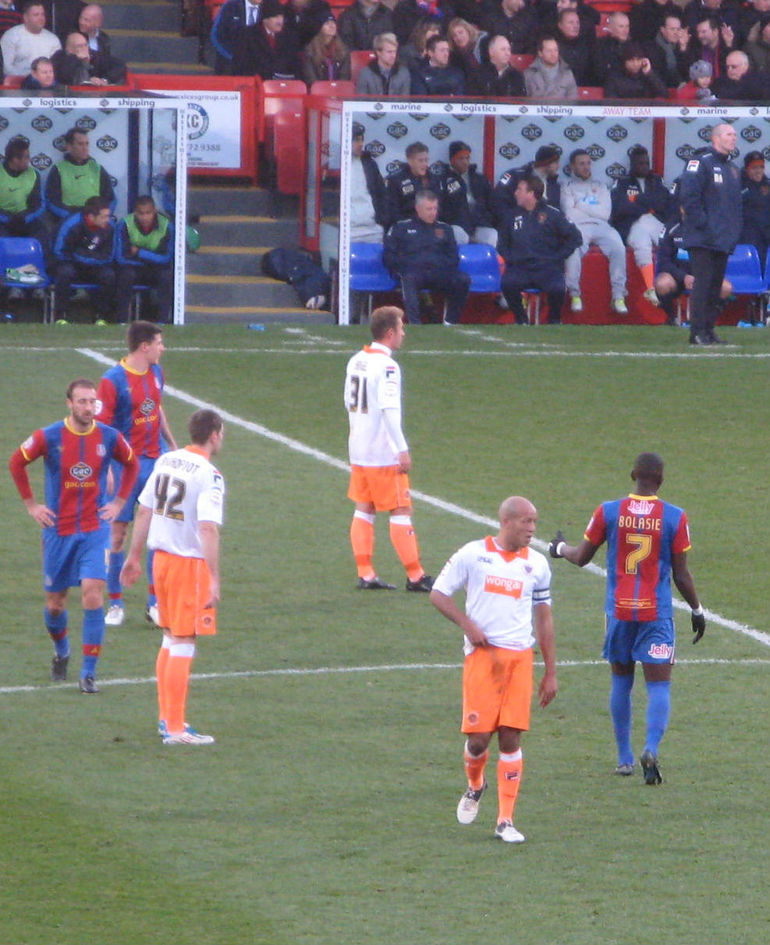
{"left": 350, "top": 50, "right": 375, "bottom": 86}
{"left": 577, "top": 86, "right": 605, "bottom": 99}
{"left": 3, "top": 75, "right": 24, "bottom": 88}
{"left": 0, "top": 237, "right": 52, "bottom": 321}
{"left": 349, "top": 241, "right": 397, "bottom": 318}
{"left": 510, "top": 54, "right": 534, "bottom": 71}
{"left": 725, "top": 244, "right": 766, "bottom": 322}
{"left": 310, "top": 80, "right": 355, "bottom": 97}
{"left": 458, "top": 244, "right": 501, "bottom": 293}
{"left": 263, "top": 80, "right": 306, "bottom": 196}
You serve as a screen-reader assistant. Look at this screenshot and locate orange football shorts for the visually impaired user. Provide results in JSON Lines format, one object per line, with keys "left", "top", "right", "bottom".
{"left": 348, "top": 464, "right": 411, "bottom": 511}
{"left": 152, "top": 550, "right": 218, "bottom": 637}
{"left": 461, "top": 645, "right": 534, "bottom": 734}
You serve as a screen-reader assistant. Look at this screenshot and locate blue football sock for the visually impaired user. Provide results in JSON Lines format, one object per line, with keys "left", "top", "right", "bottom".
{"left": 44, "top": 607, "right": 70, "bottom": 658}
{"left": 609, "top": 673, "right": 634, "bottom": 766}
{"left": 146, "top": 548, "right": 157, "bottom": 607}
{"left": 81, "top": 607, "right": 105, "bottom": 678}
{"left": 107, "top": 550, "right": 124, "bottom": 600}
{"left": 645, "top": 679, "right": 671, "bottom": 755}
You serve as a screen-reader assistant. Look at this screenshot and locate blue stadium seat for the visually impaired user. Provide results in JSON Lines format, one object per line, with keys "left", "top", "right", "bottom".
{"left": 458, "top": 243, "right": 501, "bottom": 293}
{"left": 0, "top": 237, "right": 52, "bottom": 322}
{"left": 726, "top": 244, "right": 766, "bottom": 324}
{"left": 349, "top": 242, "right": 397, "bottom": 320}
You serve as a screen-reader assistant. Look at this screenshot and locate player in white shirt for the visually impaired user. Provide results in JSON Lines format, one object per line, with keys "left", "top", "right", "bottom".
{"left": 121, "top": 409, "right": 225, "bottom": 746}
{"left": 343, "top": 305, "right": 432, "bottom": 592}
{"left": 430, "top": 495, "right": 558, "bottom": 843}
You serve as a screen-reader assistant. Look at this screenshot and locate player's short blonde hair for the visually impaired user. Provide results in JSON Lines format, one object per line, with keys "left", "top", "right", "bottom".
{"left": 370, "top": 306, "right": 403, "bottom": 340}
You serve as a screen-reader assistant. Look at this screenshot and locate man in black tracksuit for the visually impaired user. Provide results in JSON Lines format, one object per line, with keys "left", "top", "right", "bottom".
{"left": 439, "top": 140, "right": 497, "bottom": 246}
{"left": 739, "top": 150, "right": 770, "bottom": 265}
{"left": 498, "top": 174, "right": 582, "bottom": 324}
{"left": 493, "top": 145, "right": 563, "bottom": 224}
{"left": 385, "top": 141, "right": 445, "bottom": 228}
{"left": 679, "top": 122, "right": 742, "bottom": 345}
{"left": 383, "top": 190, "right": 470, "bottom": 325}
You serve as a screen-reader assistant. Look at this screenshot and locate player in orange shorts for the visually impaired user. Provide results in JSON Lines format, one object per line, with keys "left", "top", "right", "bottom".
{"left": 344, "top": 305, "right": 432, "bottom": 592}
{"left": 430, "top": 495, "right": 558, "bottom": 844}
{"left": 121, "top": 408, "right": 225, "bottom": 745}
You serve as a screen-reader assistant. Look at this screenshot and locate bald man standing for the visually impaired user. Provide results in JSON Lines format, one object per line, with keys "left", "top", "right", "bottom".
{"left": 679, "top": 122, "right": 742, "bottom": 345}
{"left": 430, "top": 495, "right": 558, "bottom": 845}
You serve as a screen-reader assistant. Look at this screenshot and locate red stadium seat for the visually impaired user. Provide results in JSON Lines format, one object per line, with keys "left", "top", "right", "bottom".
{"left": 510, "top": 53, "right": 534, "bottom": 71}
{"left": 577, "top": 86, "right": 605, "bottom": 99}
{"left": 3, "top": 75, "right": 24, "bottom": 88}
{"left": 310, "top": 79, "right": 355, "bottom": 97}
{"left": 350, "top": 49, "right": 375, "bottom": 85}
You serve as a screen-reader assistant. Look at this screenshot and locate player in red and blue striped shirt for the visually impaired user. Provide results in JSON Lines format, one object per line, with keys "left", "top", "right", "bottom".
{"left": 9, "top": 378, "right": 138, "bottom": 692}
{"left": 549, "top": 453, "right": 705, "bottom": 785}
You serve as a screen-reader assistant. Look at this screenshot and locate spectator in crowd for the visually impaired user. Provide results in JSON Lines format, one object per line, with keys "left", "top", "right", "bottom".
{"left": 630, "top": 0, "right": 680, "bottom": 44}
{"left": 410, "top": 33, "right": 466, "bottom": 93}
{"left": 611, "top": 145, "right": 676, "bottom": 303}
{"left": 683, "top": 14, "right": 733, "bottom": 78}
{"left": 211, "top": 0, "right": 263, "bottom": 74}
{"left": 678, "top": 56, "right": 716, "bottom": 98}
{"left": 713, "top": 48, "right": 769, "bottom": 97}
{"left": 447, "top": 16, "right": 487, "bottom": 79}
{"left": 644, "top": 12, "right": 690, "bottom": 86}
{"left": 394, "top": 0, "right": 455, "bottom": 47}
{"left": 355, "top": 30, "right": 410, "bottom": 93}
{"left": 480, "top": 0, "right": 538, "bottom": 54}
{"left": 53, "top": 194, "right": 116, "bottom": 325}
{"left": 282, "top": 0, "right": 332, "bottom": 48}
{"left": 386, "top": 139, "right": 444, "bottom": 223}
{"left": 0, "top": 0, "right": 23, "bottom": 40}
{"left": 654, "top": 208, "right": 732, "bottom": 324}
{"left": 467, "top": 32, "right": 525, "bottom": 96}
{"left": 349, "top": 122, "right": 389, "bottom": 241}
{"left": 383, "top": 189, "right": 471, "bottom": 325}
{"left": 524, "top": 33, "right": 577, "bottom": 97}
{"left": 45, "top": 126, "right": 115, "bottom": 221}
{"left": 398, "top": 18, "right": 440, "bottom": 70}
{"left": 21, "top": 51, "right": 55, "bottom": 85}
{"left": 739, "top": 151, "right": 770, "bottom": 265}
{"left": 52, "top": 29, "right": 123, "bottom": 83}
{"left": 556, "top": 8, "right": 595, "bottom": 85}
{"left": 1, "top": 0, "right": 60, "bottom": 75}
{"left": 0, "top": 136, "right": 49, "bottom": 295}
{"left": 498, "top": 174, "right": 582, "bottom": 324}
{"left": 300, "top": 14, "right": 350, "bottom": 85}
{"left": 440, "top": 140, "right": 497, "bottom": 247}
{"left": 684, "top": 0, "right": 743, "bottom": 38}
{"left": 494, "top": 144, "right": 563, "bottom": 221}
{"left": 539, "top": 0, "right": 599, "bottom": 37}
{"left": 604, "top": 42, "right": 668, "bottom": 97}
{"left": 595, "top": 11, "right": 630, "bottom": 82}
{"left": 739, "top": 0, "right": 770, "bottom": 41}
{"left": 232, "top": 0, "right": 299, "bottom": 78}
{"left": 77, "top": 4, "right": 126, "bottom": 82}
{"left": 561, "top": 148, "right": 628, "bottom": 315}
{"left": 337, "top": 0, "right": 393, "bottom": 51}
{"left": 115, "top": 195, "right": 174, "bottom": 325}
{"left": 744, "top": 13, "right": 770, "bottom": 71}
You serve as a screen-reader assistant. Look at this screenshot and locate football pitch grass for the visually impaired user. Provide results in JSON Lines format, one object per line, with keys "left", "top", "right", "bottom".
{"left": 0, "top": 323, "right": 768, "bottom": 945}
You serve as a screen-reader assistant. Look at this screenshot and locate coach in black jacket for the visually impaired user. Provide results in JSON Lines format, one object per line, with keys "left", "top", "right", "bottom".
{"left": 498, "top": 173, "right": 581, "bottom": 324}
{"left": 679, "top": 122, "right": 742, "bottom": 344}
{"left": 383, "top": 191, "right": 470, "bottom": 324}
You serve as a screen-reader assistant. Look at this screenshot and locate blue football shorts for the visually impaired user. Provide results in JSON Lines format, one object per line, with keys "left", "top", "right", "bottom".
{"left": 112, "top": 455, "right": 157, "bottom": 524}
{"left": 602, "top": 615, "right": 676, "bottom": 665}
{"left": 42, "top": 526, "right": 109, "bottom": 592}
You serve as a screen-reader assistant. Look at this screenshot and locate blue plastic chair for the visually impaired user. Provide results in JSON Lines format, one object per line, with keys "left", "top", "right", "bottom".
{"left": 726, "top": 244, "right": 766, "bottom": 323}
{"left": 0, "top": 237, "right": 52, "bottom": 321}
{"left": 458, "top": 243, "right": 501, "bottom": 293}
{"left": 349, "top": 242, "right": 397, "bottom": 320}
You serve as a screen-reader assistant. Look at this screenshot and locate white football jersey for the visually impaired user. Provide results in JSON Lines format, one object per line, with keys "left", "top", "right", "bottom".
{"left": 344, "top": 342, "right": 408, "bottom": 466}
{"left": 138, "top": 445, "right": 225, "bottom": 558}
{"left": 433, "top": 536, "right": 552, "bottom": 655}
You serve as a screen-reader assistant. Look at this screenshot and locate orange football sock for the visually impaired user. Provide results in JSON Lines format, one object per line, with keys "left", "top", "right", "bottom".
{"left": 164, "top": 643, "right": 195, "bottom": 734}
{"left": 497, "top": 749, "right": 523, "bottom": 823}
{"left": 641, "top": 263, "right": 655, "bottom": 290}
{"left": 389, "top": 515, "right": 423, "bottom": 581}
{"left": 155, "top": 640, "right": 171, "bottom": 723}
{"left": 351, "top": 511, "right": 375, "bottom": 579}
{"left": 464, "top": 742, "right": 489, "bottom": 791}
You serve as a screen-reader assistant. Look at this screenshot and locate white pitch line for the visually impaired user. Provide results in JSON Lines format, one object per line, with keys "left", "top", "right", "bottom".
{"left": 76, "top": 347, "right": 770, "bottom": 649}
{"left": 1, "top": 657, "right": 768, "bottom": 697}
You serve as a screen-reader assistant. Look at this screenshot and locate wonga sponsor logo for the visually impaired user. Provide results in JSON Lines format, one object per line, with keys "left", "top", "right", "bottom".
{"left": 484, "top": 574, "right": 523, "bottom": 598}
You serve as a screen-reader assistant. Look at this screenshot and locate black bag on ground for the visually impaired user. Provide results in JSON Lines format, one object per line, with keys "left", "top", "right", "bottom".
{"left": 261, "top": 247, "right": 330, "bottom": 306}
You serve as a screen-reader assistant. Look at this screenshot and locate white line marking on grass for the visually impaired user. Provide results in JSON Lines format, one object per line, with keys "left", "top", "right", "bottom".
{"left": 75, "top": 347, "right": 770, "bottom": 648}
{"left": 1, "top": 657, "right": 768, "bottom": 696}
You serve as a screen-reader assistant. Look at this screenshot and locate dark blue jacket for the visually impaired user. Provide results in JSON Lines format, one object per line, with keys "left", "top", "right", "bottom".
{"left": 493, "top": 162, "right": 561, "bottom": 224}
{"left": 383, "top": 214, "right": 460, "bottom": 274}
{"left": 497, "top": 199, "right": 582, "bottom": 267}
{"left": 385, "top": 163, "right": 445, "bottom": 228}
{"left": 739, "top": 174, "right": 770, "bottom": 258}
{"left": 611, "top": 173, "right": 677, "bottom": 241}
{"left": 54, "top": 213, "right": 115, "bottom": 265}
{"left": 656, "top": 218, "right": 689, "bottom": 282}
{"left": 440, "top": 162, "right": 496, "bottom": 235}
{"left": 679, "top": 147, "right": 742, "bottom": 253}
{"left": 409, "top": 59, "right": 466, "bottom": 95}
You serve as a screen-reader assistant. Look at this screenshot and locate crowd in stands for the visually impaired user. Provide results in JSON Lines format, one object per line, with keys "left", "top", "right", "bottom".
{"left": 0, "top": 0, "right": 126, "bottom": 86}
{"left": 0, "top": 125, "right": 175, "bottom": 324}
{"left": 209, "top": 0, "right": 770, "bottom": 99}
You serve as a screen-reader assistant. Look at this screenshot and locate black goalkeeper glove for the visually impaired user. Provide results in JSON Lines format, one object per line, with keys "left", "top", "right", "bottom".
{"left": 548, "top": 530, "right": 565, "bottom": 559}
{"left": 691, "top": 610, "right": 706, "bottom": 644}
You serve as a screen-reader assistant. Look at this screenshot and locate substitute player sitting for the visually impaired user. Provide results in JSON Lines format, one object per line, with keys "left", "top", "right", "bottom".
{"left": 121, "top": 409, "right": 225, "bottom": 745}
{"left": 8, "top": 378, "right": 137, "bottom": 692}
{"left": 430, "top": 495, "right": 558, "bottom": 844}
{"left": 343, "top": 305, "right": 432, "bottom": 592}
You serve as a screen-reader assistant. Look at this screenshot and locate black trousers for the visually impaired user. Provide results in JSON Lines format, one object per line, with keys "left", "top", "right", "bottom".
{"left": 116, "top": 263, "right": 174, "bottom": 323}
{"left": 501, "top": 265, "right": 566, "bottom": 324}
{"left": 689, "top": 247, "right": 728, "bottom": 336}
{"left": 399, "top": 269, "right": 471, "bottom": 324}
{"left": 54, "top": 261, "right": 116, "bottom": 318}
